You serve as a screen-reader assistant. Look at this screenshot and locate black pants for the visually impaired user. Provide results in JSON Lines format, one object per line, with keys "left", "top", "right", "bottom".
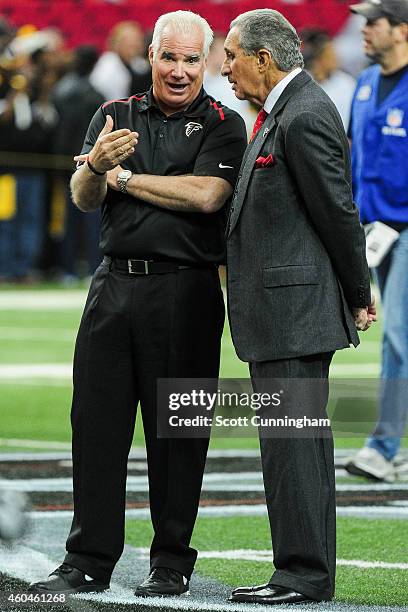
{"left": 250, "top": 352, "right": 335, "bottom": 601}
{"left": 64, "top": 259, "right": 224, "bottom": 583}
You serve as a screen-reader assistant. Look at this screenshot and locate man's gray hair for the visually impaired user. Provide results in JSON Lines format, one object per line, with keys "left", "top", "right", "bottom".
{"left": 231, "top": 9, "right": 304, "bottom": 71}
{"left": 151, "top": 11, "right": 213, "bottom": 59}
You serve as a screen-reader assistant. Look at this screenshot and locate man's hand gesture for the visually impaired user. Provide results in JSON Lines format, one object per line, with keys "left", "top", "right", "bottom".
{"left": 74, "top": 115, "right": 138, "bottom": 174}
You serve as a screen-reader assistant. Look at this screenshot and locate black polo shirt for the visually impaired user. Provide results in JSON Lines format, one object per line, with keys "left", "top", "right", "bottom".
{"left": 80, "top": 87, "right": 247, "bottom": 264}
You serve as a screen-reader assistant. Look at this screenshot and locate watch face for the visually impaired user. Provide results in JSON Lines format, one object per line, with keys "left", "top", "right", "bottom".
{"left": 118, "top": 170, "right": 132, "bottom": 180}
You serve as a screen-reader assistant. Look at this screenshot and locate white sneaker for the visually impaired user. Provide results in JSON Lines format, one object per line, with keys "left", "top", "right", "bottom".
{"left": 394, "top": 454, "right": 408, "bottom": 480}
{"left": 345, "top": 447, "right": 396, "bottom": 482}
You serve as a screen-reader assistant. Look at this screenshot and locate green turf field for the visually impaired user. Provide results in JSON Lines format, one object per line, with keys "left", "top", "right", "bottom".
{"left": 0, "top": 286, "right": 404, "bottom": 452}
{"left": 1, "top": 287, "right": 407, "bottom": 610}
{"left": 125, "top": 515, "right": 408, "bottom": 606}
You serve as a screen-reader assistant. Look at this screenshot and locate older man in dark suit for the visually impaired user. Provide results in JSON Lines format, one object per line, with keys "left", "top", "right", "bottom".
{"left": 222, "top": 9, "right": 375, "bottom": 606}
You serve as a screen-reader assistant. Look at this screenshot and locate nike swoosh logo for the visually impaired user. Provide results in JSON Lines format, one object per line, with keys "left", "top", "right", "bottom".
{"left": 219, "top": 163, "right": 234, "bottom": 169}
{"left": 84, "top": 575, "right": 94, "bottom": 582}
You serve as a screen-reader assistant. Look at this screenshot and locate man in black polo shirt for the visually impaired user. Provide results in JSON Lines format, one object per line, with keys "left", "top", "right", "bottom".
{"left": 29, "top": 11, "right": 246, "bottom": 598}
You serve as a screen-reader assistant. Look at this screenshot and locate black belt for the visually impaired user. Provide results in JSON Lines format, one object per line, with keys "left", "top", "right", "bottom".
{"left": 105, "top": 256, "right": 195, "bottom": 275}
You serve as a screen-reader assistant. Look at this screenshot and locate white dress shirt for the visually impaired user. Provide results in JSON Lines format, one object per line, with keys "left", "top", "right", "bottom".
{"left": 263, "top": 67, "right": 302, "bottom": 114}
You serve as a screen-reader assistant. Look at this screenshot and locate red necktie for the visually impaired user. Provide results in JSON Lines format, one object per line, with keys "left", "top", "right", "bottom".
{"left": 250, "top": 108, "right": 268, "bottom": 141}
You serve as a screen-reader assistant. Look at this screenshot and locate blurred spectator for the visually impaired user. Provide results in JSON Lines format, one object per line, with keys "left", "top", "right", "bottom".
{"left": 53, "top": 45, "right": 104, "bottom": 281}
{"left": 346, "top": 0, "right": 408, "bottom": 483}
{"left": 7, "top": 25, "right": 65, "bottom": 63}
{"left": 0, "top": 26, "right": 59, "bottom": 283}
{"left": 301, "top": 28, "right": 356, "bottom": 129}
{"left": 90, "top": 21, "right": 151, "bottom": 100}
{"left": 0, "top": 17, "right": 16, "bottom": 55}
{"left": 334, "top": 13, "right": 369, "bottom": 78}
{"left": 204, "top": 33, "right": 255, "bottom": 136}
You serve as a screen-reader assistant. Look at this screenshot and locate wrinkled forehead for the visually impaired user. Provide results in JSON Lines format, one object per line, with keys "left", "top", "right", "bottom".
{"left": 224, "top": 28, "right": 243, "bottom": 53}
{"left": 158, "top": 25, "right": 205, "bottom": 56}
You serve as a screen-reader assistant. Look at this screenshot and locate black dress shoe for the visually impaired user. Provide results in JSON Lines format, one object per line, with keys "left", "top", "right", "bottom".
{"left": 229, "top": 585, "right": 315, "bottom": 605}
{"left": 134, "top": 567, "right": 189, "bottom": 597}
{"left": 28, "top": 563, "right": 109, "bottom": 595}
{"left": 232, "top": 582, "right": 269, "bottom": 595}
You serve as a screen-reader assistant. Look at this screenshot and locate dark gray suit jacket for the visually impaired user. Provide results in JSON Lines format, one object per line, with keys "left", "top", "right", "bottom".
{"left": 227, "top": 71, "right": 371, "bottom": 363}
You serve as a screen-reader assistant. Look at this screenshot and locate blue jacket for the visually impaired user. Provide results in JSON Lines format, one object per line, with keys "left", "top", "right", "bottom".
{"left": 351, "top": 64, "right": 408, "bottom": 223}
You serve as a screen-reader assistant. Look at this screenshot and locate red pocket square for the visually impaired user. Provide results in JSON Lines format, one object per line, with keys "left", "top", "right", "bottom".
{"left": 255, "top": 153, "right": 276, "bottom": 168}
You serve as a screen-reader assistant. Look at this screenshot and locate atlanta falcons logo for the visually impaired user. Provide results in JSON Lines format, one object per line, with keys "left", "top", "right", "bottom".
{"left": 185, "top": 122, "right": 203, "bottom": 137}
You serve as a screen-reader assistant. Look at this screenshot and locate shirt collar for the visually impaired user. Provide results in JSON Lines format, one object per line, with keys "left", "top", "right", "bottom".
{"left": 140, "top": 86, "right": 207, "bottom": 117}
{"left": 263, "top": 67, "right": 302, "bottom": 114}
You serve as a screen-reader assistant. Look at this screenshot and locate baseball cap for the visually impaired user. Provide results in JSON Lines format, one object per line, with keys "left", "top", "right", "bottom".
{"left": 350, "top": 0, "right": 408, "bottom": 23}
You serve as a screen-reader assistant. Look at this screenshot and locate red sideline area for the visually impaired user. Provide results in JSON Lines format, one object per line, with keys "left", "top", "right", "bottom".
{"left": 0, "top": 0, "right": 352, "bottom": 49}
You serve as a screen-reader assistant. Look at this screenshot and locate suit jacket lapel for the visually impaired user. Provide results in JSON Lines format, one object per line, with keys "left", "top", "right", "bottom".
{"left": 227, "top": 71, "right": 312, "bottom": 237}
{"left": 227, "top": 113, "right": 276, "bottom": 236}
{"left": 266, "top": 70, "right": 311, "bottom": 122}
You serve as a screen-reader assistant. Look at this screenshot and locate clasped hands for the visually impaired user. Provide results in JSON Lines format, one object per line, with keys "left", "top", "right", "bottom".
{"left": 353, "top": 297, "right": 377, "bottom": 332}
{"left": 74, "top": 114, "right": 138, "bottom": 190}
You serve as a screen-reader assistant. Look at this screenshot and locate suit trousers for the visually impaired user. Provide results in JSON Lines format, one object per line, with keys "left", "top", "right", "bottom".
{"left": 64, "top": 258, "right": 225, "bottom": 583}
{"left": 250, "top": 352, "right": 335, "bottom": 601}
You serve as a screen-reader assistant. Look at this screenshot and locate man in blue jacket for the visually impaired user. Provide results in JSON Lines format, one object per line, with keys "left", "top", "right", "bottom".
{"left": 346, "top": 0, "right": 408, "bottom": 482}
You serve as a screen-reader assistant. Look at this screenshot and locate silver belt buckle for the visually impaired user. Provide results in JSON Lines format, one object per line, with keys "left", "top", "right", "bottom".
{"left": 127, "top": 259, "right": 150, "bottom": 274}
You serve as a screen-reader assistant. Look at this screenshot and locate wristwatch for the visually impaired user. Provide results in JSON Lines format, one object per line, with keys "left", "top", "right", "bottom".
{"left": 117, "top": 169, "right": 133, "bottom": 193}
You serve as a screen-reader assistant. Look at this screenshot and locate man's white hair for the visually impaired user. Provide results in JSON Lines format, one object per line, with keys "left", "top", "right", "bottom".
{"left": 151, "top": 11, "right": 213, "bottom": 59}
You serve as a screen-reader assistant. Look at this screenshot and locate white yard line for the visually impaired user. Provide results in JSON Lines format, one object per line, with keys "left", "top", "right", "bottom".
{"left": 0, "top": 438, "right": 71, "bottom": 450}
{"left": 0, "top": 545, "right": 129, "bottom": 598}
{"left": 2, "top": 474, "right": 408, "bottom": 493}
{"left": 0, "top": 450, "right": 74, "bottom": 460}
{"left": 9, "top": 543, "right": 401, "bottom": 573}
{"left": 0, "top": 291, "right": 87, "bottom": 310}
{"left": 0, "top": 378, "right": 72, "bottom": 386}
{"left": 27, "top": 504, "right": 408, "bottom": 521}
{"left": 0, "top": 542, "right": 405, "bottom": 612}
{"left": 0, "top": 544, "right": 57, "bottom": 580}
{"left": 0, "top": 475, "right": 266, "bottom": 492}
{"left": 0, "top": 470, "right": 355, "bottom": 484}
{"left": 74, "top": 592, "right": 286, "bottom": 612}
{"left": 202, "top": 551, "right": 408, "bottom": 571}
{"left": 128, "top": 547, "right": 408, "bottom": 570}
{"left": 337, "top": 505, "right": 408, "bottom": 518}
{"left": 0, "top": 363, "right": 72, "bottom": 379}
{"left": 0, "top": 362, "right": 381, "bottom": 380}
{"left": 0, "top": 448, "right": 358, "bottom": 461}
{"left": 336, "top": 482, "right": 408, "bottom": 491}
{"left": 0, "top": 327, "right": 75, "bottom": 341}
{"left": 337, "top": 559, "right": 408, "bottom": 570}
